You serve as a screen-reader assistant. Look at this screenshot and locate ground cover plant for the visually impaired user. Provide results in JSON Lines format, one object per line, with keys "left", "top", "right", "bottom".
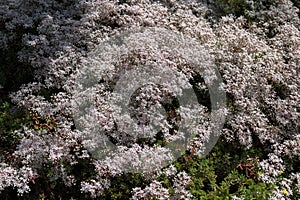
{"left": 0, "top": 0, "right": 299, "bottom": 199}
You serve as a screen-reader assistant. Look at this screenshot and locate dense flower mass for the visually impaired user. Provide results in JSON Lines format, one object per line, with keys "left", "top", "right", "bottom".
{"left": 0, "top": 0, "right": 299, "bottom": 199}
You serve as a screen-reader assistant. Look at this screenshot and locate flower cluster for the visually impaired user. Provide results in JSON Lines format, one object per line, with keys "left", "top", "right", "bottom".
{"left": 0, "top": 164, "right": 37, "bottom": 195}
{"left": 132, "top": 180, "right": 170, "bottom": 200}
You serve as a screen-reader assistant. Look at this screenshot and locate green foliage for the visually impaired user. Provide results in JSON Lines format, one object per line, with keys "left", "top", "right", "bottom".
{"left": 0, "top": 100, "right": 26, "bottom": 150}
{"left": 279, "top": 155, "right": 300, "bottom": 200}
{"left": 100, "top": 173, "right": 150, "bottom": 200}
{"left": 157, "top": 138, "right": 275, "bottom": 199}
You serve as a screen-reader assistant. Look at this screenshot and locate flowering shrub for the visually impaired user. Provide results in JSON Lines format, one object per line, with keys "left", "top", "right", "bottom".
{"left": 0, "top": 0, "right": 299, "bottom": 199}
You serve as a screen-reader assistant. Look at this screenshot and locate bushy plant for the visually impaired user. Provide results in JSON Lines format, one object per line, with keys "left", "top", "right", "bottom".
{"left": 0, "top": 0, "right": 299, "bottom": 199}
